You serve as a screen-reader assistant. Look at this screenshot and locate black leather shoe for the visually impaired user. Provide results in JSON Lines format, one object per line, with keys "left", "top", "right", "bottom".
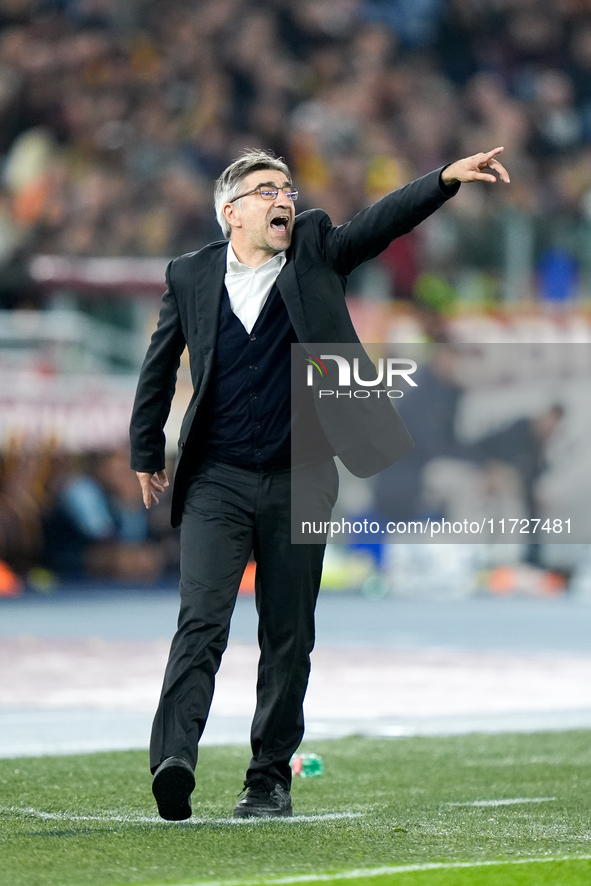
{"left": 152, "top": 756, "right": 195, "bottom": 821}
{"left": 233, "top": 781, "right": 293, "bottom": 818}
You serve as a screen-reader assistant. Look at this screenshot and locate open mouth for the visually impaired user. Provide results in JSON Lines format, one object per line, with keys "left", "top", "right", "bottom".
{"left": 270, "top": 216, "right": 290, "bottom": 233}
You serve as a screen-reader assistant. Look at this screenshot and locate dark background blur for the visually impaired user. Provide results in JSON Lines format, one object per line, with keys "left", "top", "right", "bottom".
{"left": 2, "top": 0, "right": 591, "bottom": 596}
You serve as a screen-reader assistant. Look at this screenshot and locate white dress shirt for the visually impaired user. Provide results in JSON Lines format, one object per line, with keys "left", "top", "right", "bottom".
{"left": 225, "top": 243, "right": 286, "bottom": 334}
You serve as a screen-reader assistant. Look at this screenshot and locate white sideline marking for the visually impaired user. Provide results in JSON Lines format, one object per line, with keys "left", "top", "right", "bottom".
{"left": 0, "top": 806, "right": 363, "bottom": 826}
{"left": 263, "top": 856, "right": 591, "bottom": 884}
{"left": 6, "top": 806, "right": 591, "bottom": 886}
{"left": 447, "top": 797, "right": 556, "bottom": 807}
{"left": 163, "top": 855, "right": 591, "bottom": 886}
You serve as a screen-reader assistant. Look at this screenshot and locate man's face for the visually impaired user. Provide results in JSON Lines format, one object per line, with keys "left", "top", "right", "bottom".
{"left": 224, "top": 168, "right": 296, "bottom": 257}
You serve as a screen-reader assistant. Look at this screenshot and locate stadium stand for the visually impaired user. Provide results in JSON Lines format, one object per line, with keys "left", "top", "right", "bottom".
{"left": 2, "top": 0, "right": 591, "bottom": 584}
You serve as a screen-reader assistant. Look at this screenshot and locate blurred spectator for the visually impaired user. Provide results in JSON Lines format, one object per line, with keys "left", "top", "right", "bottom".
{"left": 476, "top": 404, "right": 564, "bottom": 564}
{"left": 40, "top": 447, "right": 174, "bottom": 583}
{"left": 0, "top": 439, "right": 179, "bottom": 585}
{"left": 477, "top": 405, "right": 564, "bottom": 517}
{"left": 0, "top": 442, "right": 44, "bottom": 574}
{"left": 373, "top": 346, "right": 477, "bottom": 523}
{"left": 374, "top": 359, "right": 567, "bottom": 556}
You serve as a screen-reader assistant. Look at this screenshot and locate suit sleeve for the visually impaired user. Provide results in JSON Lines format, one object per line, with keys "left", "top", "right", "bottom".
{"left": 129, "top": 261, "right": 186, "bottom": 473}
{"left": 318, "top": 168, "right": 460, "bottom": 277}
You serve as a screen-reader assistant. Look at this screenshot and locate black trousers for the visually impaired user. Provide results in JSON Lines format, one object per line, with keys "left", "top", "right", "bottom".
{"left": 149, "top": 457, "right": 339, "bottom": 790}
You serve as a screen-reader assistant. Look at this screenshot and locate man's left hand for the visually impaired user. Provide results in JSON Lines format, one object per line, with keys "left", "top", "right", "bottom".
{"left": 442, "top": 147, "right": 510, "bottom": 186}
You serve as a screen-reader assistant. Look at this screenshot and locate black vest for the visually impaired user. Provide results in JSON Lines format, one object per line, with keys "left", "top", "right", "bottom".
{"left": 203, "top": 284, "right": 332, "bottom": 469}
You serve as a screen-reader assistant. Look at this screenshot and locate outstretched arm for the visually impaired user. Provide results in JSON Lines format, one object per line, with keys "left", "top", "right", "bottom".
{"left": 319, "top": 147, "right": 510, "bottom": 277}
{"left": 441, "top": 146, "right": 510, "bottom": 186}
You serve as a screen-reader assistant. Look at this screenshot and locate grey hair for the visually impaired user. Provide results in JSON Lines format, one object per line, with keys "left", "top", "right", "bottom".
{"left": 213, "top": 148, "right": 291, "bottom": 238}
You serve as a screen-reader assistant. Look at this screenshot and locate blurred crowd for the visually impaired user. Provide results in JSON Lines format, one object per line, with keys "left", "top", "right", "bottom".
{"left": 2, "top": 0, "right": 591, "bottom": 308}
{"left": 4, "top": 0, "right": 591, "bottom": 588}
{"left": 0, "top": 344, "right": 577, "bottom": 588}
{"left": 0, "top": 441, "right": 179, "bottom": 587}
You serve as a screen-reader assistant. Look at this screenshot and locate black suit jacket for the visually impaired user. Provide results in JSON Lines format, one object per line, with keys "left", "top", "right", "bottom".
{"left": 130, "top": 167, "right": 459, "bottom": 526}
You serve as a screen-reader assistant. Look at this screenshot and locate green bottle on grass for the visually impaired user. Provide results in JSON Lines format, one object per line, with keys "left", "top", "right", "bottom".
{"left": 290, "top": 753, "right": 324, "bottom": 778}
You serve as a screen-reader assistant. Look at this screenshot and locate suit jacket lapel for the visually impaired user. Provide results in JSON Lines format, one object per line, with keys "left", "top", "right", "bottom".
{"left": 194, "top": 245, "right": 226, "bottom": 362}
{"left": 193, "top": 244, "right": 309, "bottom": 347}
{"left": 276, "top": 257, "right": 310, "bottom": 342}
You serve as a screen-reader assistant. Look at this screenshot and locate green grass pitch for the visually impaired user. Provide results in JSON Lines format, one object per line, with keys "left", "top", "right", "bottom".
{"left": 1, "top": 731, "right": 590, "bottom": 886}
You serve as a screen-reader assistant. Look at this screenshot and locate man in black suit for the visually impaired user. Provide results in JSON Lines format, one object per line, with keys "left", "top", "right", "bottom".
{"left": 130, "top": 146, "right": 509, "bottom": 820}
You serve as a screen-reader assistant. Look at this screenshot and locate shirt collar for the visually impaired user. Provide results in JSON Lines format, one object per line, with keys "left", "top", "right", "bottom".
{"left": 226, "top": 242, "right": 286, "bottom": 275}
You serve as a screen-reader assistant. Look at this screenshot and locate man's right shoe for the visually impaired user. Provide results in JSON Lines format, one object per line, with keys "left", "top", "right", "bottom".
{"left": 152, "top": 756, "right": 195, "bottom": 821}
{"left": 233, "top": 781, "right": 293, "bottom": 818}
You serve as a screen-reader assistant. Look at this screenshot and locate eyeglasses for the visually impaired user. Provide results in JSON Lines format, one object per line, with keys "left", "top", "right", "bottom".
{"left": 229, "top": 183, "right": 299, "bottom": 203}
